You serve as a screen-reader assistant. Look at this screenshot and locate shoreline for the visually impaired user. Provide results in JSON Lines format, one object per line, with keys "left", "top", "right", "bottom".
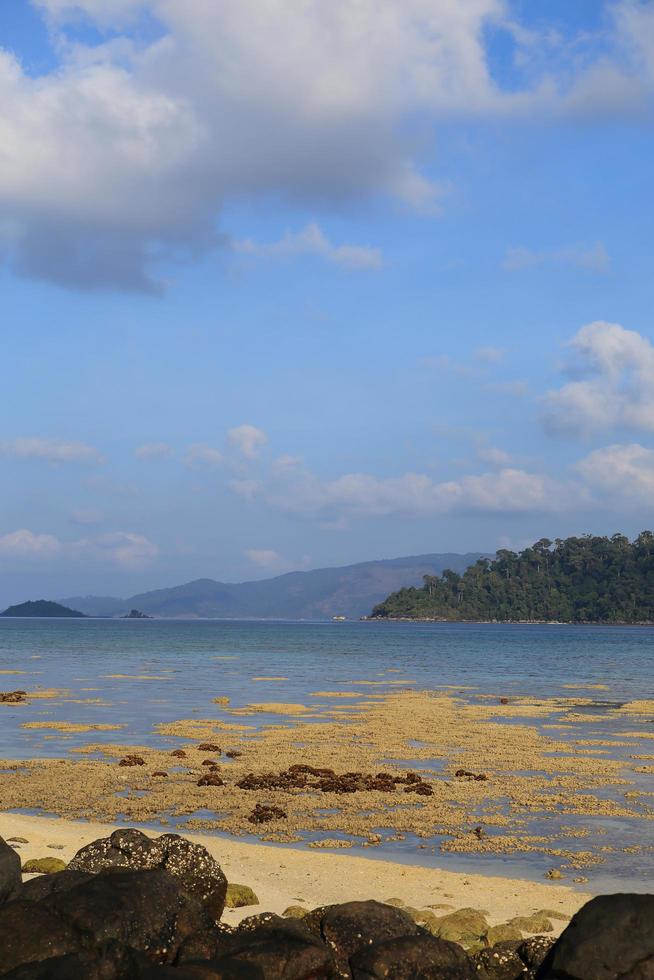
{"left": 3, "top": 616, "right": 654, "bottom": 625}
{"left": 364, "top": 617, "right": 654, "bottom": 626}
{"left": 0, "top": 811, "right": 590, "bottom": 930}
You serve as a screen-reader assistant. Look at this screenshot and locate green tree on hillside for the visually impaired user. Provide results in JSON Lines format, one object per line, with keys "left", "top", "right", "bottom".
{"left": 371, "top": 533, "right": 654, "bottom": 623}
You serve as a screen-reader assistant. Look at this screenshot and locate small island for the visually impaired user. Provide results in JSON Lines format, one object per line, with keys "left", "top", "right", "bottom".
{"left": 121, "top": 609, "right": 152, "bottom": 619}
{"left": 0, "top": 599, "right": 87, "bottom": 618}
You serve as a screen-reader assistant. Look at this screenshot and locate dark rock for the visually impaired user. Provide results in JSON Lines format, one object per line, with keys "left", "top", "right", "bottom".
{"left": 237, "top": 772, "right": 303, "bottom": 791}
{"left": 403, "top": 782, "right": 434, "bottom": 796}
{"left": 68, "top": 828, "right": 228, "bottom": 921}
{"left": 304, "top": 900, "right": 421, "bottom": 977}
{"left": 351, "top": 934, "right": 473, "bottom": 979}
{"left": 0, "top": 900, "right": 82, "bottom": 974}
{"left": 139, "top": 962, "right": 262, "bottom": 978}
{"left": 236, "top": 768, "right": 426, "bottom": 796}
{"left": 198, "top": 774, "right": 225, "bottom": 787}
{"left": 472, "top": 945, "right": 526, "bottom": 980}
{"left": 225, "top": 751, "right": 243, "bottom": 759}
{"left": 0, "top": 837, "right": 21, "bottom": 905}
{"left": 454, "top": 769, "right": 488, "bottom": 781}
{"left": 2, "top": 941, "right": 151, "bottom": 979}
{"left": 208, "top": 915, "right": 335, "bottom": 978}
{"left": 247, "top": 805, "right": 287, "bottom": 824}
{"left": 175, "top": 922, "right": 233, "bottom": 964}
{"left": 288, "top": 765, "right": 335, "bottom": 778}
{"left": 537, "top": 893, "right": 654, "bottom": 979}
{"left": 235, "top": 913, "right": 288, "bottom": 934}
{"left": 119, "top": 754, "right": 145, "bottom": 767}
{"left": 18, "top": 869, "right": 94, "bottom": 902}
{"left": 0, "top": 691, "right": 27, "bottom": 704}
{"left": 171, "top": 750, "right": 187, "bottom": 758}
{"left": 198, "top": 744, "right": 222, "bottom": 754}
{"left": 518, "top": 936, "right": 554, "bottom": 972}
{"left": 152, "top": 771, "right": 169, "bottom": 778}
{"left": 202, "top": 760, "right": 220, "bottom": 766}
{"left": 46, "top": 868, "right": 213, "bottom": 964}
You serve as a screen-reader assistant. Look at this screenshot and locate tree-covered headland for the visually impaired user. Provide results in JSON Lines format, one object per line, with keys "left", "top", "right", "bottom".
{"left": 370, "top": 533, "right": 654, "bottom": 623}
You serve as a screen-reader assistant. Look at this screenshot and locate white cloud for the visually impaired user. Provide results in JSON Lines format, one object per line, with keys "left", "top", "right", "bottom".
{"left": 473, "top": 346, "right": 505, "bottom": 364}
{"left": 614, "top": 1, "right": 654, "bottom": 82}
{"left": 477, "top": 446, "right": 513, "bottom": 467}
{"left": 135, "top": 442, "right": 173, "bottom": 459}
{"left": 576, "top": 443, "right": 654, "bottom": 504}
{"left": 2, "top": 1, "right": 648, "bottom": 291}
{"left": 245, "top": 548, "right": 284, "bottom": 570}
{"left": 544, "top": 321, "right": 654, "bottom": 435}
{"left": 228, "top": 425, "right": 267, "bottom": 460}
{"left": 0, "top": 437, "right": 102, "bottom": 464}
{"left": 0, "top": 529, "right": 61, "bottom": 559}
{"left": 184, "top": 444, "right": 224, "bottom": 468}
{"left": 77, "top": 531, "right": 159, "bottom": 570}
{"left": 271, "top": 455, "right": 304, "bottom": 475}
{"left": 503, "top": 242, "right": 610, "bottom": 273}
{"left": 228, "top": 479, "right": 262, "bottom": 501}
{"left": 235, "top": 223, "right": 383, "bottom": 271}
{"left": 232, "top": 463, "right": 574, "bottom": 518}
{"left": 0, "top": 526, "right": 158, "bottom": 569}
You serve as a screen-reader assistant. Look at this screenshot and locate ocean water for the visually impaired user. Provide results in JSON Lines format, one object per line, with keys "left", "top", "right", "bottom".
{"left": 0, "top": 618, "right": 653, "bottom": 890}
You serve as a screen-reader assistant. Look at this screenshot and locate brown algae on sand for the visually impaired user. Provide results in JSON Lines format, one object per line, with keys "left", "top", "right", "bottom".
{"left": 20, "top": 721, "right": 126, "bottom": 733}
{"left": 1, "top": 688, "right": 652, "bottom": 868}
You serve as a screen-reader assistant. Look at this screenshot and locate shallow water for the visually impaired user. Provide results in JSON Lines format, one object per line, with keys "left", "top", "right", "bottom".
{"left": 0, "top": 618, "right": 653, "bottom": 890}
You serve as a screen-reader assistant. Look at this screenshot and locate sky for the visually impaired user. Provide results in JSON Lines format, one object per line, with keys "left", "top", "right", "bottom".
{"left": 1, "top": 0, "right": 654, "bottom": 604}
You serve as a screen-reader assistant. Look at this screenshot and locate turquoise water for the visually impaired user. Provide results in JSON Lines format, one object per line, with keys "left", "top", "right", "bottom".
{"left": 0, "top": 619, "right": 653, "bottom": 889}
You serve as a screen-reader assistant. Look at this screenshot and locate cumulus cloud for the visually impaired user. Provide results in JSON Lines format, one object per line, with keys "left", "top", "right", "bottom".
{"left": 477, "top": 446, "right": 513, "bottom": 467}
{"left": 245, "top": 548, "right": 310, "bottom": 573}
{"left": 234, "top": 224, "right": 383, "bottom": 271}
{"left": 184, "top": 444, "right": 224, "bottom": 468}
{"left": 74, "top": 531, "right": 159, "bottom": 570}
{"left": 0, "top": 527, "right": 159, "bottom": 569}
{"left": 0, "top": 529, "right": 61, "bottom": 559}
{"left": 503, "top": 242, "right": 610, "bottom": 273}
{"left": 576, "top": 443, "right": 654, "bottom": 503}
{"left": 135, "top": 442, "right": 173, "bottom": 460}
{"left": 2, "top": 0, "right": 649, "bottom": 291}
{"left": 473, "top": 346, "right": 505, "bottom": 364}
{"left": 231, "top": 462, "right": 574, "bottom": 518}
{"left": 544, "top": 321, "right": 654, "bottom": 435}
{"left": 228, "top": 425, "right": 267, "bottom": 460}
{"left": 0, "top": 437, "right": 102, "bottom": 464}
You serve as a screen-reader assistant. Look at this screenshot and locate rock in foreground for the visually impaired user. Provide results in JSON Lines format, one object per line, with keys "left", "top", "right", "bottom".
{"left": 0, "top": 830, "right": 652, "bottom": 980}
{"left": 68, "top": 827, "right": 228, "bottom": 921}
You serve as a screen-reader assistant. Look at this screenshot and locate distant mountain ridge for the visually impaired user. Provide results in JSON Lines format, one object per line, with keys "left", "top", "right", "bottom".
{"left": 63, "top": 552, "right": 486, "bottom": 620}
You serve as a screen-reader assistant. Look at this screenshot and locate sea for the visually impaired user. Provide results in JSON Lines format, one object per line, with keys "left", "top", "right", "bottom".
{"left": 0, "top": 618, "right": 652, "bottom": 891}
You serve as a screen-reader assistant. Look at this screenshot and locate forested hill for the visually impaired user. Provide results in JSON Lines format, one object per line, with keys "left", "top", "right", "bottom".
{"left": 371, "top": 533, "right": 654, "bottom": 624}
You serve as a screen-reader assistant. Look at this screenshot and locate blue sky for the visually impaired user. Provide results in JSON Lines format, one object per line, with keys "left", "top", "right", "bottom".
{"left": 1, "top": 0, "right": 654, "bottom": 603}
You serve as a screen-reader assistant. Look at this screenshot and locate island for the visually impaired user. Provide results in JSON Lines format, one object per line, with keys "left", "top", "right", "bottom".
{"left": 121, "top": 609, "right": 152, "bottom": 619}
{"left": 371, "top": 532, "right": 654, "bottom": 624}
{"left": 0, "top": 600, "right": 87, "bottom": 618}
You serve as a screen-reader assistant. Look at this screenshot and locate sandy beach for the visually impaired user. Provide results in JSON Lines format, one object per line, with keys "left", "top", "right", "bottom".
{"left": 0, "top": 811, "right": 588, "bottom": 931}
